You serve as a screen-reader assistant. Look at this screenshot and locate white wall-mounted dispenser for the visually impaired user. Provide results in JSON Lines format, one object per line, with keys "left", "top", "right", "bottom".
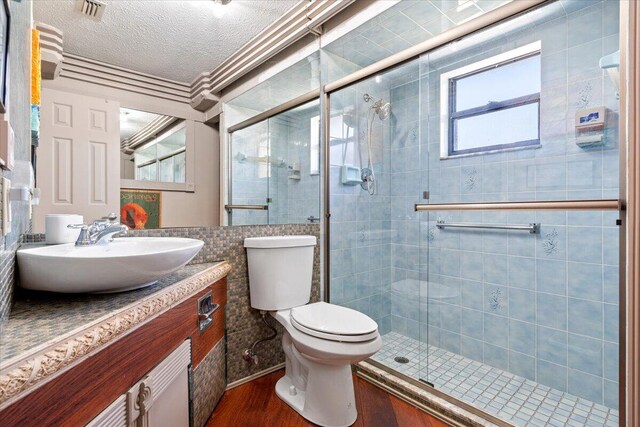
{"left": 288, "top": 162, "right": 301, "bottom": 180}
{"left": 0, "top": 113, "right": 14, "bottom": 170}
{"left": 9, "top": 160, "right": 37, "bottom": 219}
{"left": 575, "top": 106, "right": 607, "bottom": 148}
{"left": 340, "top": 165, "right": 362, "bottom": 186}
{"left": 0, "top": 177, "right": 11, "bottom": 236}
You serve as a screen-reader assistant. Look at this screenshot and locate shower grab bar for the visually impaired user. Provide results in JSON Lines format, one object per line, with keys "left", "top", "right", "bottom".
{"left": 225, "top": 205, "right": 269, "bottom": 212}
{"left": 236, "top": 152, "right": 286, "bottom": 167}
{"left": 436, "top": 220, "right": 540, "bottom": 234}
{"left": 415, "top": 199, "right": 621, "bottom": 211}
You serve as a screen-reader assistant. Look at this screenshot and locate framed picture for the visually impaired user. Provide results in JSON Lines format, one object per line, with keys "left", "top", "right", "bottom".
{"left": 0, "top": 0, "right": 9, "bottom": 113}
{"left": 120, "top": 189, "right": 162, "bottom": 229}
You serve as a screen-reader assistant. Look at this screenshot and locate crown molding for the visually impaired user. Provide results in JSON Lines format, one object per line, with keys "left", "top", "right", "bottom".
{"left": 189, "top": 0, "right": 355, "bottom": 112}
{"left": 37, "top": 0, "right": 356, "bottom": 114}
{"left": 60, "top": 53, "right": 193, "bottom": 105}
{"left": 121, "top": 115, "right": 179, "bottom": 151}
{"left": 35, "top": 22, "right": 64, "bottom": 80}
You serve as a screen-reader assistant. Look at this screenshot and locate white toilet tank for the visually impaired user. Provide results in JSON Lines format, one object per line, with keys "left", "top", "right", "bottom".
{"left": 244, "top": 235, "right": 316, "bottom": 311}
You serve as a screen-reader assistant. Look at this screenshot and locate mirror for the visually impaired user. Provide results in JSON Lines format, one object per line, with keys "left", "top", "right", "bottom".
{"left": 32, "top": 3, "right": 320, "bottom": 231}
{"left": 224, "top": 50, "right": 321, "bottom": 226}
{"left": 119, "top": 108, "right": 186, "bottom": 184}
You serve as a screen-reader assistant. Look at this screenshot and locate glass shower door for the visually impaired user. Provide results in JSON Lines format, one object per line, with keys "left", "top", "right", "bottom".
{"left": 227, "top": 121, "right": 270, "bottom": 225}
{"left": 417, "top": 0, "right": 622, "bottom": 422}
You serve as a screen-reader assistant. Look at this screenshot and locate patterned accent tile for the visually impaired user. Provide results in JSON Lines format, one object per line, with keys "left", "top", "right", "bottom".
{"left": 124, "top": 224, "right": 320, "bottom": 385}
{"left": 192, "top": 339, "right": 226, "bottom": 427}
{"left": 227, "top": 322, "right": 286, "bottom": 384}
{"left": 0, "top": 239, "right": 18, "bottom": 333}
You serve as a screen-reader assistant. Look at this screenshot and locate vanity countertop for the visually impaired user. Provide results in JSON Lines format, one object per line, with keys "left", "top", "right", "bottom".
{"left": 0, "top": 260, "right": 230, "bottom": 406}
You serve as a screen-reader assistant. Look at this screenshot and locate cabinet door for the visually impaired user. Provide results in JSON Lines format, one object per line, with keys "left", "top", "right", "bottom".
{"left": 87, "top": 340, "right": 191, "bottom": 427}
{"left": 86, "top": 395, "right": 127, "bottom": 427}
{"left": 147, "top": 368, "right": 190, "bottom": 427}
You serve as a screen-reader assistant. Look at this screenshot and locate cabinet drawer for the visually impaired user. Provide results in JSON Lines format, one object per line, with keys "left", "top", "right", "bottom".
{"left": 191, "top": 277, "right": 227, "bottom": 368}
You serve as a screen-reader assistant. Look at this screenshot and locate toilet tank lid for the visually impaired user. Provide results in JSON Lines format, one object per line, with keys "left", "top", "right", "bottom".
{"left": 244, "top": 235, "right": 317, "bottom": 248}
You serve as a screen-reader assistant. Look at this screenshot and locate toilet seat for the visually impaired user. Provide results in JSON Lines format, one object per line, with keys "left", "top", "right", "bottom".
{"left": 290, "top": 302, "right": 378, "bottom": 343}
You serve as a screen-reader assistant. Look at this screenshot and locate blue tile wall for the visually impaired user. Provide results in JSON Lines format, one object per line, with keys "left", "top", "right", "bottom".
{"left": 229, "top": 105, "right": 320, "bottom": 226}
{"left": 328, "top": 0, "right": 620, "bottom": 411}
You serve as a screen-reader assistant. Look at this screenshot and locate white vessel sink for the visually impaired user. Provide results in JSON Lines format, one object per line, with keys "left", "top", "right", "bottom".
{"left": 17, "top": 237, "right": 204, "bottom": 293}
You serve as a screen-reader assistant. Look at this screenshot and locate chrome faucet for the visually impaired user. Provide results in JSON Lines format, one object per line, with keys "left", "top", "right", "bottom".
{"left": 68, "top": 213, "right": 129, "bottom": 246}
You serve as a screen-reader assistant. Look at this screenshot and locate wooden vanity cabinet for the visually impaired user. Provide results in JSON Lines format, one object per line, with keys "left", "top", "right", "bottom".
{"left": 0, "top": 277, "right": 227, "bottom": 427}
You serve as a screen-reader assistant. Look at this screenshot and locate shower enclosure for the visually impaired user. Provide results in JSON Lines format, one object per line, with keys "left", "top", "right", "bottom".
{"left": 326, "top": 1, "right": 622, "bottom": 426}
{"left": 226, "top": 99, "right": 321, "bottom": 225}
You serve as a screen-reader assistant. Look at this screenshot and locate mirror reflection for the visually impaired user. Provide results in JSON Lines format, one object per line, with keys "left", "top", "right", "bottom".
{"left": 119, "top": 108, "right": 186, "bottom": 184}
{"left": 228, "top": 99, "right": 320, "bottom": 225}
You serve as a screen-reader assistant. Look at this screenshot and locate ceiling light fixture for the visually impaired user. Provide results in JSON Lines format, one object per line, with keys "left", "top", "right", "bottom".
{"left": 212, "top": 0, "right": 232, "bottom": 18}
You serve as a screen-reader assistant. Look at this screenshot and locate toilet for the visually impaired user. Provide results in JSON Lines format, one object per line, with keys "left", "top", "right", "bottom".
{"left": 244, "top": 235, "right": 382, "bottom": 427}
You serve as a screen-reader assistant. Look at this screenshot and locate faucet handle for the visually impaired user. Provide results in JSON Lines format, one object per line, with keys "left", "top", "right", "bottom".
{"left": 67, "top": 224, "right": 93, "bottom": 246}
{"left": 67, "top": 224, "right": 88, "bottom": 230}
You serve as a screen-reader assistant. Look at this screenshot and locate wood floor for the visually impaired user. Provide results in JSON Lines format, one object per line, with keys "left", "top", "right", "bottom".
{"left": 207, "top": 369, "right": 450, "bottom": 427}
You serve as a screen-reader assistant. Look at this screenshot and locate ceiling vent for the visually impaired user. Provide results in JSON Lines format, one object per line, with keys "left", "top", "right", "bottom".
{"left": 76, "top": 0, "right": 106, "bottom": 20}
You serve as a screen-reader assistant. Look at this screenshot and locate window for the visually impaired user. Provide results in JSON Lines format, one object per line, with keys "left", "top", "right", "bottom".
{"left": 440, "top": 41, "right": 541, "bottom": 158}
{"left": 310, "top": 115, "right": 320, "bottom": 175}
{"left": 134, "top": 122, "right": 186, "bottom": 183}
{"left": 310, "top": 113, "right": 356, "bottom": 175}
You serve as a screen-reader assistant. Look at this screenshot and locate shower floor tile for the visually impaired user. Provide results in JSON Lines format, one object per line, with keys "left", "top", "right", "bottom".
{"left": 372, "top": 332, "right": 619, "bottom": 427}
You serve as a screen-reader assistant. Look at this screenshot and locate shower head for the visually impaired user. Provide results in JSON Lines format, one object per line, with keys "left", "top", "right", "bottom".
{"left": 376, "top": 102, "right": 391, "bottom": 121}
{"left": 372, "top": 99, "right": 391, "bottom": 121}
{"left": 342, "top": 110, "right": 356, "bottom": 128}
{"left": 363, "top": 93, "right": 391, "bottom": 121}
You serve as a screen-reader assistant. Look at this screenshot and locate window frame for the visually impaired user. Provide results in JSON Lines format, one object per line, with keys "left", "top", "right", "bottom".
{"left": 134, "top": 121, "right": 187, "bottom": 183}
{"left": 122, "top": 119, "right": 195, "bottom": 193}
{"left": 440, "top": 41, "right": 542, "bottom": 159}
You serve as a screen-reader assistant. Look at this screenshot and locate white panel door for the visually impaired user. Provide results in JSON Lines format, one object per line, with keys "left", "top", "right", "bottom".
{"left": 35, "top": 88, "right": 120, "bottom": 232}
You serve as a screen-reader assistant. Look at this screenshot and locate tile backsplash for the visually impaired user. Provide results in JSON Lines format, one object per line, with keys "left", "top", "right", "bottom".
{"left": 18, "top": 224, "right": 320, "bottom": 384}
{"left": 128, "top": 224, "right": 321, "bottom": 383}
{"left": 0, "top": 0, "right": 35, "bottom": 330}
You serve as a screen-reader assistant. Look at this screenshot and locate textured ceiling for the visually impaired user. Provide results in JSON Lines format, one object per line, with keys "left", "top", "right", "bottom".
{"left": 120, "top": 108, "right": 161, "bottom": 140}
{"left": 33, "top": 0, "right": 299, "bottom": 83}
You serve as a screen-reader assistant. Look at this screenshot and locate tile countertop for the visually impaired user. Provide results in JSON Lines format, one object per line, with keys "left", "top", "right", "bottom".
{"left": 0, "top": 261, "right": 231, "bottom": 407}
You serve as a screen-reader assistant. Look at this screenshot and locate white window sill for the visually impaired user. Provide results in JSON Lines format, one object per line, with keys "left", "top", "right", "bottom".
{"left": 440, "top": 143, "right": 541, "bottom": 160}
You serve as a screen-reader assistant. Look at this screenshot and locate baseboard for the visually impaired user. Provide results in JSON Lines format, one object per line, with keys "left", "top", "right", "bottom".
{"left": 225, "top": 363, "right": 286, "bottom": 390}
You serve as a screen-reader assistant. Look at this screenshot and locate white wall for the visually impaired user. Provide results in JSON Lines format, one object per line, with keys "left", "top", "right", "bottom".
{"left": 121, "top": 152, "right": 135, "bottom": 179}
{"left": 160, "top": 122, "right": 219, "bottom": 227}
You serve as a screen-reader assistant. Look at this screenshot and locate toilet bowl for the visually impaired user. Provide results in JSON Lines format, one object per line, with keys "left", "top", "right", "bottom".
{"left": 244, "top": 236, "right": 382, "bottom": 427}
{"left": 273, "top": 303, "right": 382, "bottom": 426}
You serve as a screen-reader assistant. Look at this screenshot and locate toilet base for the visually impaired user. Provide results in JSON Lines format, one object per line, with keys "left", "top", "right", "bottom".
{"left": 275, "top": 333, "right": 358, "bottom": 427}
{"left": 275, "top": 368, "right": 357, "bottom": 427}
